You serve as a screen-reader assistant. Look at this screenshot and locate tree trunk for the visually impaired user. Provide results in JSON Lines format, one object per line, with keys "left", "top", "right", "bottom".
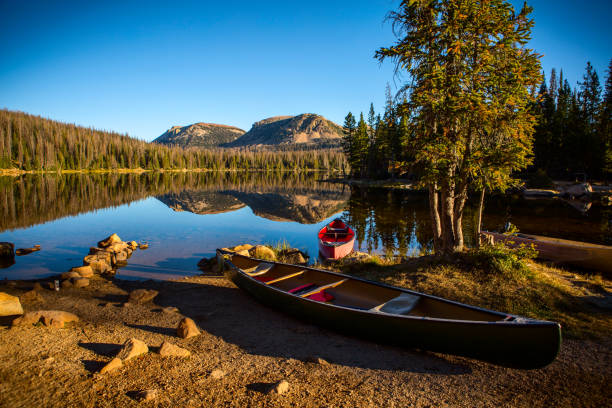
{"left": 475, "top": 187, "right": 486, "bottom": 248}
{"left": 428, "top": 183, "right": 442, "bottom": 252}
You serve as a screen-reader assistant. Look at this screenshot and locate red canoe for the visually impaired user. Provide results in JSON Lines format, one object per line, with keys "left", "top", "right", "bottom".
{"left": 318, "top": 218, "right": 355, "bottom": 259}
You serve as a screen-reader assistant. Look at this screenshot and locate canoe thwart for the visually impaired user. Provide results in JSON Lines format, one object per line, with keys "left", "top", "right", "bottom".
{"left": 264, "top": 270, "right": 305, "bottom": 285}
{"left": 299, "top": 279, "right": 348, "bottom": 298}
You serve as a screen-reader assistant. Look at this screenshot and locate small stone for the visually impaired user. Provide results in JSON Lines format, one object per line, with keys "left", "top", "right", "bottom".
{"left": 128, "top": 289, "right": 158, "bottom": 304}
{"left": 158, "top": 341, "right": 191, "bottom": 357}
{"left": 0, "top": 292, "right": 23, "bottom": 316}
{"left": 305, "top": 356, "right": 330, "bottom": 365}
{"left": 20, "top": 289, "right": 43, "bottom": 303}
{"left": 139, "top": 244, "right": 149, "bottom": 250}
{"left": 12, "top": 310, "right": 79, "bottom": 327}
{"left": 209, "top": 369, "right": 225, "bottom": 379}
{"left": 176, "top": 317, "right": 200, "bottom": 339}
{"left": 99, "top": 357, "right": 122, "bottom": 374}
{"left": 122, "top": 302, "right": 131, "bottom": 308}
{"left": 136, "top": 389, "right": 158, "bottom": 402}
{"left": 162, "top": 306, "right": 179, "bottom": 313}
{"left": 117, "top": 338, "right": 148, "bottom": 361}
{"left": 98, "top": 233, "right": 122, "bottom": 248}
{"left": 268, "top": 380, "right": 290, "bottom": 395}
{"left": 70, "top": 266, "right": 93, "bottom": 278}
{"left": 61, "top": 279, "right": 73, "bottom": 289}
{"left": 60, "top": 271, "right": 81, "bottom": 280}
{"left": 128, "top": 241, "right": 138, "bottom": 250}
{"left": 71, "top": 277, "right": 90, "bottom": 288}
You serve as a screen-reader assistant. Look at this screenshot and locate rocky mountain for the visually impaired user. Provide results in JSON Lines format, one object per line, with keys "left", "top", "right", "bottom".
{"left": 156, "top": 191, "right": 246, "bottom": 215}
{"left": 224, "top": 114, "right": 344, "bottom": 147}
{"left": 153, "top": 123, "right": 245, "bottom": 148}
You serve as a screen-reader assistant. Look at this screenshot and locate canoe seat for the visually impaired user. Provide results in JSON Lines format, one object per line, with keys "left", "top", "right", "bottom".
{"left": 245, "top": 262, "right": 275, "bottom": 277}
{"left": 371, "top": 293, "right": 420, "bottom": 315}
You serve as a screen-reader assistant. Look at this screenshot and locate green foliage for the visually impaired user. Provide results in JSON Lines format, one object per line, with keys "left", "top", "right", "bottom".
{"left": 0, "top": 110, "right": 347, "bottom": 172}
{"left": 464, "top": 242, "right": 537, "bottom": 280}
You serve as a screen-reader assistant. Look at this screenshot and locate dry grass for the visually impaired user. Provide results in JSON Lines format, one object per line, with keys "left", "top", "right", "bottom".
{"left": 335, "top": 249, "right": 612, "bottom": 340}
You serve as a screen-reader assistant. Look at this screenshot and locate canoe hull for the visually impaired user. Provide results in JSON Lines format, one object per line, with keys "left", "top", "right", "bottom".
{"left": 318, "top": 237, "right": 355, "bottom": 259}
{"left": 484, "top": 231, "right": 612, "bottom": 276}
{"left": 219, "top": 252, "right": 561, "bottom": 369}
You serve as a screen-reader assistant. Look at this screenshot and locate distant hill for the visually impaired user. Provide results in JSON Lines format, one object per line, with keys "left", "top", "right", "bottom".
{"left": 224, "top": 114, "right": 344, "bottom": 148}
{"left": 153, "top": 122, "right": 245, "bottom": 148}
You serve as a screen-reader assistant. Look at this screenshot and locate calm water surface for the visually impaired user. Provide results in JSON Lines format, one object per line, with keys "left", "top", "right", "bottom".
{"left": 0, "top": 172, "right": 609, "bottom": 280}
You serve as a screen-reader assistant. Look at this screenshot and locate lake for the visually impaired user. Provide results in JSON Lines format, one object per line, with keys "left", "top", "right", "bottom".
{"left": 1, "top": 172, "right": 609, "bottom": 280}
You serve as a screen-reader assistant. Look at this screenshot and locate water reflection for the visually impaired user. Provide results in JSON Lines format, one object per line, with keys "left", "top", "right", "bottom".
{"left": 0, "top": 173, "right": 609, "bottom": 280}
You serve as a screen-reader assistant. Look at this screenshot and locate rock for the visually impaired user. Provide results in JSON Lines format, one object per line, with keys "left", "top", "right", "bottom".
{"left": 89, "top": 259, "right": 113, "bottom": 274}
{"left": 15, "top": 245, "right": 41, "bottom": 256}
{"left": 279, "top": 249, "right": 308, "bottom": 264}
{"left": 46, "top": 282, "right": 55, "bottom": 290}
{"left": 232, "top": 244, "right": 253, "bottom": 252}
{"left": 0, "top": 242, "right": 15, "bottom": 268}
{"left": 108, "top": 242, "right": 129, "bottom": 254}
{"left": 209, "top": 369, "right": 225, "bottom": 379}
{"left": 305, "top": 356, "right": 330, "bottom": 365}
{"left": 70, "top": 266, "right": 93, "bottom": 278}
{"left": 20, "top": 289, "right": 43, "bottom": 304}
{"left": 139, "top": 243, "right": 149, "bottom": 250}
{"left": 61, "top": 280, "right": 73, "bottom": 289}
{"left": 177, "top": 317, "right": 200, "bottom": 339}
{"left": 158, "top": 341, "right": 191, "bottom": 357}
{"left": 135, "top": 389, "right": 158, "bottom": 402}
{"left": 99, "top": 357, "right": 123, "bottom": 374}
{"left": 97, "top": 233, "right": 122, "bottom": 248}
{"left": 250, "top": 245, "right": 276, "bottom": 261}
{"left": 235, "top": 249, "right": 250, "bottom": 257}
{"left": 0, "top": 292, "right": 23, "bottom": 316}
{"left": 114, "top": 251, "right": 128, "bottom": 264}
{"left": 162, "top": 306, "right": 179, "bottom": 313}
{"left": 562, "top": 183, "right": 593, "bottom": 197}
{"left": 268, "top": 380, "right": 290, "bottom": 395}
{"left": 12, "top": 310, "right": 79, "bottom": 328}
{"left": 128, "top": 241, "right": 138, "bottom": 250}
{"left": 72, "top": 277, "right": 90, "bottom": 288}
{"left": 116, "top": 338, "right": 148, "bottom": 361}
{"left": 60, "top": 271, "right": 81, "bottom": 280}
{"left": 128, "top": 289, "right": 158, "bottom": 304}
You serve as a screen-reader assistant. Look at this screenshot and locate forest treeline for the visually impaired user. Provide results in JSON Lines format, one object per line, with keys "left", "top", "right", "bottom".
{"left": 0, "top": 171, "right": 342, "bottom": 232}
{"left": 0, "top": 110, "right": 347, "bottom": 172}
{"left": 343, "top": 61, "right": 612, "bottom": 182}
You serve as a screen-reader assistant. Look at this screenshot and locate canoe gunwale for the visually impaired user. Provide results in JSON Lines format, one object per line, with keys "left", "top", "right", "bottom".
{"left": 217, "top": 249, "right": 556, "bottom": 327}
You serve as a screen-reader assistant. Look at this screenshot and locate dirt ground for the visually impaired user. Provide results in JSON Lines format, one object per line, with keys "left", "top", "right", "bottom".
{"left": 0, "top": 274, "right": 610, "bottom": 408}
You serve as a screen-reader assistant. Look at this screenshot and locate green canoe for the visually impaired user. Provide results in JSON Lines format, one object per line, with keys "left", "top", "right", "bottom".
{"left": 217, "top": 249, "right": 561, "bottom": 369}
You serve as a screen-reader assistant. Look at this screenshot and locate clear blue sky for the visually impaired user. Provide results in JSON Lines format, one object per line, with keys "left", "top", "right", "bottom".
{"left": 1, "top": 0, "right": 610, "bottom": 141}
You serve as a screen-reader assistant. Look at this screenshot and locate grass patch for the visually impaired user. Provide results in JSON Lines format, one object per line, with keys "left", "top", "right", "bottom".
{"left": 335, "top": 245, "right": 611, "bottom": 340}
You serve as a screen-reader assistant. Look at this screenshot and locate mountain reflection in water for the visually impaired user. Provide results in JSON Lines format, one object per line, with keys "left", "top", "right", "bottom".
{"left": 0, "top": 172, "right": 609, "bottom": 280}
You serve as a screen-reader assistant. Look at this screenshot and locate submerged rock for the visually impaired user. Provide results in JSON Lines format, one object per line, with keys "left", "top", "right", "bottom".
{"left": 117, "top": 338, "right": 148, "bottom": 361}
{"left": 12, "top": 310, "right": 79, "bottom": 328}
{"left": 0, "top": 292, "right": 23, "bottom": 317}
{"left": 15, "top": 245, "right": 41, "bottom": 256}
{"left": 177, "top": 317, "right": 200, "bottom": 339}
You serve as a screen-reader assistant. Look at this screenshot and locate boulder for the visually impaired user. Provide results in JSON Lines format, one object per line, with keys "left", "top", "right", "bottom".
{"left": 116, "top": 338, "right": 148, "bottom": 361}
{"left": 60, "top": 271, "right": 81, "bottom": 280}
{"left": 12, "top": 310, "right": 79, "bottom": 328}
{"left": 70, "top": 266, "right": 93, "bottom": 278}
{"left": 20, "top": 290, "right": 43, "bottom": 304}
{"left": 279, "top": 249, "right": 308, "bottom": 264}
{"left": 15, "top": 245, "right": 41, "bottom": 256}
{"left": 89, "top": 259, "right": 113, "bottom": 274}
{"left": 232, "top": 244, "right": 253, "bottom": 252}
{"left": 128, "top": 241, "right": 138, "bottom": 250}
{"left": 0, "top": 242, "right": 15, "bottom": 268}
{"left": 268, "top": 380, "right": 290, "bottom": 395}
{"left": 158, "top": 341, "right": 191, "bottom": 357}
{"left": 235, "top": 249, "right": 250, "bottom": 257}
{"left": 0, "top": 292, "right": 23, "bottom": 317}
{"left": 97, "top": 233, "right": 122, "bottom": 248}
{"left": 177, "top": 317, "right": 200, "bottom": 339}
{"left": 250, "top": 245, "right": 276, "bottom": 261}
{"left": 72, "top": 277, "right": 90, "bottom": 288}
{"left": 128, "top": 289, "right": 158, "bottom": 304}
{"left": 99, "top": 357, "right": 122, "bottom": 374}
{"left": 113, "top": 251, "right": 128, "bottom": 264}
